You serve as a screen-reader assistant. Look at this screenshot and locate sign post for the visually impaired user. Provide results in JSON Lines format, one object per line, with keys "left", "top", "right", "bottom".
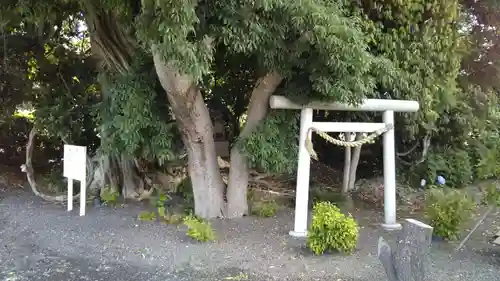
{"left": 63, "top": 145, "right": 87, "bottom": 216}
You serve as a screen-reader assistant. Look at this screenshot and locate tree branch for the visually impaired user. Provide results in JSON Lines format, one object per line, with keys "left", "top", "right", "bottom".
{"left": 21, "top": 127, "right": 80, "bottom": 202}
{"left": 397, "top": 134, "right": 431, "bottom": 166}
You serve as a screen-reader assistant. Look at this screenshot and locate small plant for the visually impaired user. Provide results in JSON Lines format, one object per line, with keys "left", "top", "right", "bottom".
{"left": 482, "top": 184, "right": 500, "bottom": 207}
{"left": 152, "top": 191, "right": 169, "bottom": 218}
{"left": 100, "top": 185, "right": 119, "bottom": 205}
{"left": 424, "top": 187, "right": 475, "bottom": 240}
{"left": 183, "top": 214, "right": 216, "bottom": 242}
{"left": 138, "top": 211, "right": 156, "bottom": 221}
{"left": 157, "top": 205, "right": 167, "bottom": 218}
{"left": 144, "top": 190, "right": 184, "bottom": 224}
{"left": 307, "top": 201, "right": 359, "bottom": 255}
{"left": 223, "top": 272, "right": 249, "bottom": 280}
{"left": 162, "top": 212, "right": 184, "bottom": 224}
{"left": 251, "top": 199, "right": 279, "bottom": 217}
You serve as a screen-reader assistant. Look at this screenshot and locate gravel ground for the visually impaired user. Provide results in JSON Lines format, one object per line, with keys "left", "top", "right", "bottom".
{"left": 1, "top": 190, "right": 499, "bottom": 281}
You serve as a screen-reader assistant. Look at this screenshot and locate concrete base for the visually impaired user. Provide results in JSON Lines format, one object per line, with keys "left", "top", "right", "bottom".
{"left": 289, "top": 230, "right": 308, "bottom": 238}
{"left": 493, "top": 230, "right": 500, "bottom": 245}
{"left": 493, "top": 237, "right": 500, "bottom": 245}
{"left": 381, "top": 223, "right": 402, "bottom": 231}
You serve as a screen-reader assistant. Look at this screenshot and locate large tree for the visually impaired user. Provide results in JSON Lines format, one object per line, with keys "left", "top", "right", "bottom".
{"left": 2, "top": 0, "right": 480, "bottom": 219}
{"left": 135, "top": 0, "right": 387, "bottom": 218}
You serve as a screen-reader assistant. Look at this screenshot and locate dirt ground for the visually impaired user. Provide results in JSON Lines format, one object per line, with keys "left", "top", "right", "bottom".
{"left": 1, "top": 165, "right": 500, "bottom": 281}
{"left": 1, "top": 188, "right": 500, "bottom": 281}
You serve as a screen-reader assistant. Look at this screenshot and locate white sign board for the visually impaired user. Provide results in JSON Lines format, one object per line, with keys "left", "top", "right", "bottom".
{"left": 63, "top": 145, "right": 87, "bottom": 216}
{"left": 63, "top": 145, "right": 87, "bottom": 181}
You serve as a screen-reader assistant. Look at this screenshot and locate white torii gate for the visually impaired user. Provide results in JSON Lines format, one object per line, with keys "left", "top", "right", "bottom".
{"left": 269, "top": 95, "right": 420, "bottom": 237}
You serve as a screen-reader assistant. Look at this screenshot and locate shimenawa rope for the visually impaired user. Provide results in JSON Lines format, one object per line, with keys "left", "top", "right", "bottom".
{"left": 305, "top": 123, "right": 394, "bottom": 160}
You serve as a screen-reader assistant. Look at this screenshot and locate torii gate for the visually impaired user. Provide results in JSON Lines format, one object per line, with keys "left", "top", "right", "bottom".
{"left": 269, "top": 95, "right": 420, "bottom": 237}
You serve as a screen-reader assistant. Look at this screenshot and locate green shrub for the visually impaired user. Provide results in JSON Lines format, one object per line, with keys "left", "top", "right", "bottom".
{"left": 482, "top": 184, "right": 500, "bottom": 207}
{"left": 470, "top": 100, "right": 500, "bottom": 181}
{"left": 162, "top": 213, "right": 184, "bottom": 224}
{"left": 307, "top": 201, "right": 359, "bottom": 255}
{"left": 424, "top": 147, "right": 473, "bottom": 188}
{"left": 424, "top": 187, "right": 475, "bottom": 240}
{"left": 251, "top": 200, "right": 279, "bottom": 217}
{"left": 100, "top": 185, "right": 119, "bottom": 205}
{"left": 157, "top": 205, "right": 167, "bottom": 220}
{"left": 142, "top": 190, "right": 184, "bottom": 224}
{"left": 157, "top": 205, "right": 184, "bottom": 224}
{"left": 138, "top": 211, "right": 156, "bottom": 221}
{"left": 151, "top": 191, "right": 169, "bottom": 218}
{"left": 183, "top": 214, "right": 216, "bottom": 242}
{"left": 472, "top": 131, "right": 500, "bottom": 181}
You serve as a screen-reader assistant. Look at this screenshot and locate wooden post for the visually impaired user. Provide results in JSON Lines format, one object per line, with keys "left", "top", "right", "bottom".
{"left": 378, "top": 219, "right": 433, "bottom": 281}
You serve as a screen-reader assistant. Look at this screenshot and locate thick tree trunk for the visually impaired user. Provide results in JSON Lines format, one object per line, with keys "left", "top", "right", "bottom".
{"left": 226, "top": 71, "right": 283, "bottom": 218}
{"left": 84, "top": 3, "right": 148, "bottom": 200}
{"left": 348, "top": 133, "right": 362, "bottom": 191}
{"left": 225, "top": 35, "right": 308, "bottom": 217}
{"left": 84, "top": 1, "right": 134, "bottom": 73}
{"left": 152, "top": 46, "right": 225, "bottom": 219}
{"left": 120, "top": 154, "right": 142, "bottom": 199}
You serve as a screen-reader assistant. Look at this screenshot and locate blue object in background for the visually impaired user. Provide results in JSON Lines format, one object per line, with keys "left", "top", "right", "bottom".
{"left": 436, "top": 175, "right": 446, "bottom": 185}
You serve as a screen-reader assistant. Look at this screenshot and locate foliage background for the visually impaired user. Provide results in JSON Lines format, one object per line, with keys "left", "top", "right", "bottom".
{"left": 0, "top": 0, "right": 499, "bottom": 192}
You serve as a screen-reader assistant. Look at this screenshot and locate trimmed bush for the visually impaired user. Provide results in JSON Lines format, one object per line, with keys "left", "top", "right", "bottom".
{"left": 100, "top": 185, "right": 119, "bottom": 205}
{"left": 424, "top": 187, "right": 475, "bottom": 240}
{"left": 138, "top": 211, "right": 156, "bottom": 221}
{"left": 183, "top": 214, "right": 216, "bottom": 242}
{"left": 307, "top": 201, "right": 359, "bottom": 255}
{"left": 251, "top": 199, "right": 279, "bottom": 217}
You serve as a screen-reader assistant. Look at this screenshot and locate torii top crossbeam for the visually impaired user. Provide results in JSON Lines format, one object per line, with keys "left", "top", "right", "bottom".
{"left": 269, "top": 95, "right": 419, "bottom": 112}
